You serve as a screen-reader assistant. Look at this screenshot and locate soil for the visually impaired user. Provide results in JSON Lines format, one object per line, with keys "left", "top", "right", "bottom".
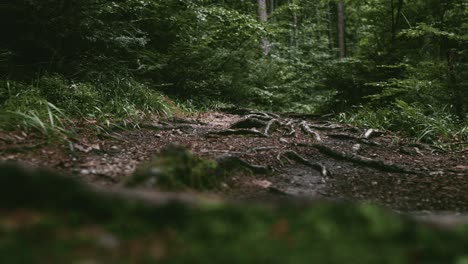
{"left": 1, "top": 110, "right": 467, "bottom": 215}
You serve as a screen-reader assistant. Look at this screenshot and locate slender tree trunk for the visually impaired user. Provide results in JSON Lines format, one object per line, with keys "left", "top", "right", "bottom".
{"left": 391, "top": 0, "right": 395, "bottom": 43}
{"left": 337, "top": 2, "right": 346, "bottom": 58}
{"left": 395, "top": 0, "right": 404, "bottom": 29}
{"left": 292, "top": 6, "right": 298, "bottom": 48}
{"left": 447, "top": 49, "right": 464, "bottom": 120}
{"left": 258, "top": 0, "right": 270, "bottom": 55}
{"left": 327, "top": 1, "right": 335, "bottom": 52}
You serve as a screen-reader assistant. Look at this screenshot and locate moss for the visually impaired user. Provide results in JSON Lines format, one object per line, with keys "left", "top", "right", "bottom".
{"left": 2, "top": 163, "right": 468, "bottom": 263}
{"left": 127, "top": 145, "right": 221, "bottom": 190}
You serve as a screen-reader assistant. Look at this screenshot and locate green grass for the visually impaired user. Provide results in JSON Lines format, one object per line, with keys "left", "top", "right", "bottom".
{"left": 0, "top": 75, "right": 173, "bottom": 137}
{"left": 337, "top": 100, "right": 468, "bottom": 149}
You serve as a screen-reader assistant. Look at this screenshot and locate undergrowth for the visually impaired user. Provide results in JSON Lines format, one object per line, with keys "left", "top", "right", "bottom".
{"left": 0, "top": 75, "right": 173, "bottom": 138}
{"left": 338, "top": 100, "right": 468, "bottom": 149}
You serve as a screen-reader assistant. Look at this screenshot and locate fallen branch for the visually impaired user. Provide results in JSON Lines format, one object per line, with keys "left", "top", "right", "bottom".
{"left": 299, "top": 121, "right": 322, "bottom": 142}
{"left": 309, "top": 144, "right": 419, "bottom": 175}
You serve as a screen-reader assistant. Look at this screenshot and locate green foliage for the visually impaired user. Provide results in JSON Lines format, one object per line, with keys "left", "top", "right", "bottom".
{"left": 0, "top": 76, "right": 172, "bottom": 136}
{"left": 0, "top": 0, "right": 466, "bottom": 144}
{"left": 0, "top": 85, "right": 71, "bottom": 136}
{"left": 338, "top": 101, "right": 468, "bottom": 144}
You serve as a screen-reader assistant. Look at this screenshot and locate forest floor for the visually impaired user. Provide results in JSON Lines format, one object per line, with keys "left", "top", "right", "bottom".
{"left": 1, "top": 109, "right": 467, "bottom": 220}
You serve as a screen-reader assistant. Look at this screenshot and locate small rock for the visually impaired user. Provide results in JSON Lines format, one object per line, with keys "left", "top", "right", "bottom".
{"left": 80, "top": 169, "right": 90, "bottom": 175}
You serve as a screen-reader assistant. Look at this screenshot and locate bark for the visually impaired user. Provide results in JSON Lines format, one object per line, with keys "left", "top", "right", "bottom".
{"left": 337, "top": 2, "right": 346, "bottom": 58}
{"left": 447, "top": 49, "right": 464, "bottom": 120}
{"left": 258, "top": 0, "right": 270, "bottom": 55}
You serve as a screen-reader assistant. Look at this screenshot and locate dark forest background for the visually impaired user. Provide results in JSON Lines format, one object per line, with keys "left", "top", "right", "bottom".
{"left": 0, "top": 0, "right": 466, "bottom": 145}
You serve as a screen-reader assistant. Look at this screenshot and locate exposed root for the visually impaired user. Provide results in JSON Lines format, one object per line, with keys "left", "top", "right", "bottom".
{"left": 231, "top": 118, "right": 267, "bottom": 129}
{"left": 309, "top": 144, "right": 419, "bottom": 175}
{"left": 217, "top": 155, "right": 270, "bottom": 174}
{"left": 299, "top": 121, "right": 322, "bottom": 142}
{"left": 307, "top": 123, "right": 344, "bottom": 131}
{"left": 245, "top": 114, "right": 274, "bottom": 121}
{"left": 327, "top": 133, "right": 359, "bottom": 140}
{"left": 207, "top": 129, "right": 269, "bottom": 138}
{"left": 363, "top": 129, "right": 384, "bottom": 139}
{"left": 264, "top": 119, "right": 281, "bottom": 135}
{"left": 248, "top": 146, "right": 277, "bottom": 153}
{"left": 282, "top": 120, "right": 296, "bottom": 137}
{"left": 279, "top": 150, "right": 329, "bottom": 176}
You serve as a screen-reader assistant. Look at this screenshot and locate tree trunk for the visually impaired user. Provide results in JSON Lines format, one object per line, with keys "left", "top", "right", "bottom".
{"left": 292, "top": 5, "right": 298, "bottom": 48}
{"left": 327, "top": 1, "right": 335, "bottom": 52}
{"left": 447, "top": 49, "right": 464, "bottom": 120}
{"left": 258, "top": 0, "right": 270, "bottom": 55}
{"left": 337, "top": 2, "right": 346, "bottom": 58}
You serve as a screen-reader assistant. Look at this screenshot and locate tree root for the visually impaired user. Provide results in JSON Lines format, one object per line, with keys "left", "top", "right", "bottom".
{"left": 309, "top": 144, "right": 419, "bottom": 175}
{"left": 363, "top": 129, "right": 384, "bottom": 139}
{"left": 279, "top": 150, "right": 329, "bottom": 176}
{"left": 231, "top": 118, "right": 268, "bottom": 129}
{"left": 217, "top": 155, "right": 270, "bottom": 174}
{"left": 247, "top": 146, "right": 277, "bottom": 153}
{"left": 245, "top": 114, "right": 274, "bottom": 121}
{"left": 327, "top": 133, "right": 359, "bottom": 140}
{"left": 307, "top": 123, "right": 344, "bottom": 131}
{"left": 264, "top": 119, "right": 281, "bottom": 135}
{"left": 299, "top": 121, "right": 322, "bottom": 142}
{"left": 207, "top": 129, "right": 269, "bottom": 138}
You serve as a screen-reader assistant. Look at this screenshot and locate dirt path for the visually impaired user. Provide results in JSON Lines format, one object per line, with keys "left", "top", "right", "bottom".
{"left": 1, "top": 110, "right": 467, "bottom": 213}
